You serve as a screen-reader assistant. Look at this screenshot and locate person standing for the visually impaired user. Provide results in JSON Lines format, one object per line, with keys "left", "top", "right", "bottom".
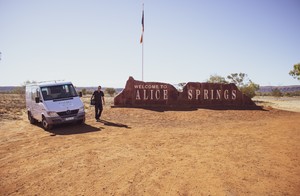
{"left": 91, "top": 86, "right": 105, "bottom": 121}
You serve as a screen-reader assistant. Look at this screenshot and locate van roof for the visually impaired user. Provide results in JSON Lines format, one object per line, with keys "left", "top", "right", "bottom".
{"left": 26, "top": 81, "right": 73, "bottom": 87}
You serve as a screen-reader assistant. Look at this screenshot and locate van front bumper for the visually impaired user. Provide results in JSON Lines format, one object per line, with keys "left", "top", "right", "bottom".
{"left": 45, "top": 112, "right": 85, "bottom": 125}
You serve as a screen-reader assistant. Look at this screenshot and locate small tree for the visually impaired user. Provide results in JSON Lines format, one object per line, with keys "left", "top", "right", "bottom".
{"left": 207, "top": 74, "right": 228, "bottom": 83}
{"left": 12, "top": 86, "right": 25, "bottom": 94}
{"left": 105, "top": 88, "right": 116, "bottom": 97}
{"left": 227, "top": 73, "right": 259, "bottom": 98}
{"left": 289, "top": 63, "right": 300, "bottom": 80}
{"left": 240, "top": 81, "right": 260, "bottom": 98}
{"left": 271, "top": 88, "right": 283, "bottom": 97}
{"left": 12, "top": 80, "right": 36, "bottom": 94}
{"left": 81, "top": 88, "right": 87, "bottom": 95}
{"left": 177, "top": 83, "right": 186, "bottom": 92}
{"left": 227, "top": 73, "right": 246, "bottom": 87}
{"left": 178, "top": 83, "right": 186, "bottom": 88}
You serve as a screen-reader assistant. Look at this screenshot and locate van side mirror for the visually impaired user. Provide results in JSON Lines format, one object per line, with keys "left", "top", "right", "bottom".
{"left": 79, "top": 92, "right": 83, "bottom": 97}
{"left": 35, "top": 97, "right": 40, "bottom": 103}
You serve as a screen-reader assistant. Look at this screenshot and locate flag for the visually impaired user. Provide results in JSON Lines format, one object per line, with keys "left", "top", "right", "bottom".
{"left": 140, "top": 9, "right": 144, "bottom": 44}
{"left": 141, "top": 10, "right": 144, "bottom": 32}
{"left": 140, "top": 34, "right": 143, "bottom": 44}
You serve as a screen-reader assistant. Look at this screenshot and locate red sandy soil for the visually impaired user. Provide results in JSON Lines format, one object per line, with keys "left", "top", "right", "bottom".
{"left": 0, "top": 94, "right": 299, "bottom": 195}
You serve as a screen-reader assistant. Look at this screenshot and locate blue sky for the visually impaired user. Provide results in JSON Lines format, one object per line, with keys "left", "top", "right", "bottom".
{"left": 0, "top": 0, "right": 299, "bottom": 87}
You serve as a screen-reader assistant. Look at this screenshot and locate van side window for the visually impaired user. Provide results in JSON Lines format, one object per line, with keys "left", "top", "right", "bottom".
{"left": 69, "top": 85, "right": 77, "bottom": 95}
{"left": 36, "top": 89, "right": 41, "bottom": 98}
{"left": 31, "top": 88, "right": 36, "bottom": 101}
{"left": 31, "top": 92, "right": 35, "bottom": 101}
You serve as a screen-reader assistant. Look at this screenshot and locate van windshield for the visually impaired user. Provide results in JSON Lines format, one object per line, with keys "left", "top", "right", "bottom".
{"left": 41, "top": 84, "right": 78, "bottom": 101}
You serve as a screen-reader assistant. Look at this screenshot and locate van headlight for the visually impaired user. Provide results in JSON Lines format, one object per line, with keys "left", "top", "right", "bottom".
{"left": 79, "top": 106, "right": 85, "bottom": 113}
{"left": 47, "top": 111, "right": 58, "bottom": 117}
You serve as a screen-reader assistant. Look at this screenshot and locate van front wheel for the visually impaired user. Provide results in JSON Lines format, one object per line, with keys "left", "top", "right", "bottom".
{"left": 42, "top": 117, "right": 53, "bottom": 131}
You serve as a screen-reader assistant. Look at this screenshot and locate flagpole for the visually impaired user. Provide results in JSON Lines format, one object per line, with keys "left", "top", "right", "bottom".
{"left": 141, "top": 3, "right": 144, "bottom": 81}
{"left": 142, "top": 37, "right": 144, "bottom": 81}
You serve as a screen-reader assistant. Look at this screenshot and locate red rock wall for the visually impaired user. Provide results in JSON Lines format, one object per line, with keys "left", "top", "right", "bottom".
{"left": 114, "top": 77, "right": 255, "bottom": 107}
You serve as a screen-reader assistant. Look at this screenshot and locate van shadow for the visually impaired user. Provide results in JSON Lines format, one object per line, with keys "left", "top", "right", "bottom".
{"left": 100, "top": 120, "right": 131, "bottom": 129}
{"left": 112, "top": 105, "right": 198, "bottom": 112}
{"left": 46, "top": 123, "right": 101, "bottom": 136}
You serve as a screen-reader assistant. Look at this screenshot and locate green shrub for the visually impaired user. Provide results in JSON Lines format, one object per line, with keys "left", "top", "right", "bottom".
{"left": 105, "top": 88, "right": 116, "bottom": 97}
{"left": 271, "top": 88, "right": 283, "bottom": 97}
{"left": 240, "top": 82, "right": 260, "bottom": 98}
{"left": 81, "top": 88, "right": 87, "bottom": 95}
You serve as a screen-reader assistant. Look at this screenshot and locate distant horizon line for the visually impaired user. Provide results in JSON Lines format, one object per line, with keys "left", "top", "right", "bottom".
{"left": 1, "top": 84, "right": 300, "bottom": 88}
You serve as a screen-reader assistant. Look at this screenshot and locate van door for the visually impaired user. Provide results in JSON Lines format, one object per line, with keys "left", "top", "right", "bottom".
{"left": 31, "top": 88, "right": 43, "bottom": 122}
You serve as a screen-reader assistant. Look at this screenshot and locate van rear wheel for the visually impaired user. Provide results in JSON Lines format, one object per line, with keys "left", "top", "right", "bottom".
{"left": 28, "top": 112, "right": 37, "bottom": 124}
{"left": 42, "top": 117, "right": 53, "bottom": 131}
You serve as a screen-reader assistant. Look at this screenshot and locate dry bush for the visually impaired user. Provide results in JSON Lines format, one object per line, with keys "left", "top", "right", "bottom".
{"left": 0, "top": 94, "right": 25, "bottom": 120}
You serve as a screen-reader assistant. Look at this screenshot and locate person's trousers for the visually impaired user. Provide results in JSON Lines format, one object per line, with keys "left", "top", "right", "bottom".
{"left": 95, "top": 104, "right": 103, "bottom": 120}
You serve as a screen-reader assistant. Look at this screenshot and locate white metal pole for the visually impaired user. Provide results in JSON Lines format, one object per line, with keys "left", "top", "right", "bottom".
{"left": 142, "top": 35, "right": 144, "bottom": 81}
{"left": 142, "top": 3, "right": 144, "bottom": 81}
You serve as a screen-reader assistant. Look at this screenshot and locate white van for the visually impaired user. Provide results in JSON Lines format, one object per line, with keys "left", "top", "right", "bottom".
{"left": 26, "top": 81, "right": 85, "bottom": 130}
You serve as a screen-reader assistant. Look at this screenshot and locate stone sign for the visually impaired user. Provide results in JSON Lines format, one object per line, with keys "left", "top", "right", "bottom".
{"left": 114, "top": 77, "right": 256, "bottom": 108}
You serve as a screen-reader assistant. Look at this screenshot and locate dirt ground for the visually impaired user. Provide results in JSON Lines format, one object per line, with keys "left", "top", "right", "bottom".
{"left": 0, "top": 94, "right": 300, "bottom": 195}
{"left": 253, "top": 96, "right": 300, "bottom": 113}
